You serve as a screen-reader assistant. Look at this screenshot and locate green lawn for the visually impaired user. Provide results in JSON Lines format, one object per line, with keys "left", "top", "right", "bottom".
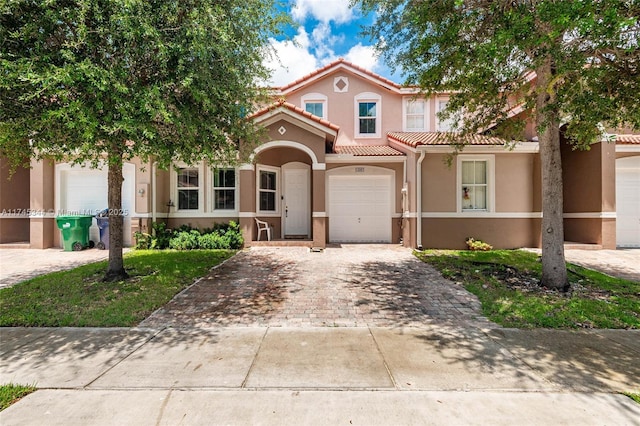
{"left": 624, "top": 392, "right": 640, "bottom": 404}
{"left": 0, "top": 384, "right": 36, "bottom": 411}
{"left": 0, "top": 250, "right": 235, "bottom": 327}
{"left": 415, "top": 249, "right": 640, "bottom": 329}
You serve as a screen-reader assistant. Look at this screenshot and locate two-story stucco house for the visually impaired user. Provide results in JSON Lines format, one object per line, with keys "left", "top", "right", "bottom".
{"left": 1, "top": 59, "right": 639, "bottom": 249}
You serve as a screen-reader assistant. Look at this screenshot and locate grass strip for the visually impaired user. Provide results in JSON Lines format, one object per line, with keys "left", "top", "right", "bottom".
{"left": 0, "top": 250, "right": 234, "bottom": 327}
{"left": 415, "top": 249, "right": 640, "bottom": 329}
{"left": 0, "top": 383, "right": 36, "bottom": 411}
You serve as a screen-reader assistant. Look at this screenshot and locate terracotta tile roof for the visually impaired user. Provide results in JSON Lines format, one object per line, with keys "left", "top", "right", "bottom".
{"left": 278, "top": 58, "right": 402, "bottom": 92}
{"left": 249, "top": 99, "right": 340, "bottom": 132}
{"left": 387, "top": 132, "right": 510, "bottom": 147}
{"left": 333, "top": 145, "right": 405, "bottom": 156}
{"left": 615, "top": 134, "right": 640, "bottom": 144}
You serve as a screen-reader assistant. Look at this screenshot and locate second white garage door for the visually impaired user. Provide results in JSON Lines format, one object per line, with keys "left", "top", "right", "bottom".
{"left": 328, "top": 174, "right": 392, "bottom": 243}
{"left": 616, "top": 156, "right": 640, "bottom": 247}
{"left": 57, "top": 163, "right": 135, "bottom": 246}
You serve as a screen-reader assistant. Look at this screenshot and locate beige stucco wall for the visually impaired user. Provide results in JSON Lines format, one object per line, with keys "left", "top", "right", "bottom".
{"left": 285, "top": 69, "right": 403, "bottom": 147}
{"left": 0, "top": 158, "right": 30, "bottom": 243}
{"left": 495, "top": 153, "right": 537, "bottom": 212}
{"left": 422, "top": 154, "right": 456, "bottom": 212}
{"left": 423, "top": 218, "right": 541, "bottom": 249}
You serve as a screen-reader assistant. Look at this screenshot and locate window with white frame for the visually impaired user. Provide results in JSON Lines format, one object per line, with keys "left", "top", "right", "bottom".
{"left": 177, "top": 167, "right": 200, "bottom": 210}
{"left": 355, "top": 92, "right": 381, "bottom": 138}
{"left": 301, "top": 93, "right": 327, "bottom": 120}
{"left": 258, "top": 167, "right": 279, "bottom": 213}
{"left": 437, "top": 98, "right": 456, "bottom": 132}
{"left": 458, "top": 156, "right": 494, "bottom": 212}
{"left": 404, "top": 98, "right": 426, "bottom": 131}
{"left": 212, "top": 168, "right": 236, "bottom": 210}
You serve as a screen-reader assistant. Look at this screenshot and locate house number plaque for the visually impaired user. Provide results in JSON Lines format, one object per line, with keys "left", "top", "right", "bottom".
{"left": 355, "top": 167, "right": 365, "bottom": 173}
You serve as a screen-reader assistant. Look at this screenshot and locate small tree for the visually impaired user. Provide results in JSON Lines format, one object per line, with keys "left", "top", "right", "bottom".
{"left": 1, "top": 0, "right": 287, "bottom": 281}
{"left": 358, "top": 0, "right": 640, "bottom": 289}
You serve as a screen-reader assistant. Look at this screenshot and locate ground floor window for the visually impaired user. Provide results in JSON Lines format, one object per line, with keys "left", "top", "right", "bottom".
{"left": 258, "top": 167, "right": 278, "bottom": 213}
{"left": 213, "top": 168, "right": 236, "bottom": 210}
{"left": 459, "top": 157, "right": 493, "bottom": 212}
{"left": 178, "top": 168, "right": 199, "bottom": 210}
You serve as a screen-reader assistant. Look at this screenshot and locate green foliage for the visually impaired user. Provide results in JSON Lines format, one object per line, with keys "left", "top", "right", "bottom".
{"left": 0, "top": 0, "right": 288, "bottom": 278}
{"left": 0, "top": 250, "right": 234, "bottom": 327}
{"left": 0, "top": 383, "right": 36, "bottom": 411}
{"left": 169, "top": 230, "right": 201, "bottom": 250}
{"left": 415, "top": 250, "right": 640, "bottom": 329}
{"left": 358, "top": 0, "right": 640, "bottom": 143}
{"left": 135, "top": 221, "right": 244, "bottom": 250}
{"left": 465, "top": 237, "right": 493, "bottom": 251}
{"left": 0, "top": 0, "right": 288, "bottom": 170}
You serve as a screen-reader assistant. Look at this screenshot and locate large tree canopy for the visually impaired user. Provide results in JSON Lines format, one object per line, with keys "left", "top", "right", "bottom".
{"left": 0, "top": 0, "right": 287, "bottom": 280}
{"left": 358, "top": 0, "right": 640, "bottom": 289}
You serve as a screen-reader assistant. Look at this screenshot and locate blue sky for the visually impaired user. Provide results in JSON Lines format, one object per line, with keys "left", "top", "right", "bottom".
{"left": 265, "top": 0, "right": 401, "bottom": 87}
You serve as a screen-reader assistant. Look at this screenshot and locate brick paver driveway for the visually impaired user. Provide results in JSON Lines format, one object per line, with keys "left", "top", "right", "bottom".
{"left": 140, "top": 245, "right": 495, "bottom": 329}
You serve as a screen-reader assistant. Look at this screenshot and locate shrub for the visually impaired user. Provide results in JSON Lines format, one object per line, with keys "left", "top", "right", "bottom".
{"left": 465, "top": 237, "right": 493, "bottom": 251}
{"left": 169, "top": 230, "right": 201, "bottom": 250}
{"left": 135, "top": 221, "right": 244, "bottom": 250}
{"left": 134, "top": 222, "right": 173, "bottom": 250}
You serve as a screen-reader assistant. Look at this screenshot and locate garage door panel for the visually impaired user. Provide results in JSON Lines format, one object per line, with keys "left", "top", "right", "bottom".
{"left": 616, "top": 157, "right": 640, "bottom": 248}
{"left": 58, "top": 166, "right": 134, "bottom": 246}
{"left": 328, "top": 174, "right": 392, "bottom": 243}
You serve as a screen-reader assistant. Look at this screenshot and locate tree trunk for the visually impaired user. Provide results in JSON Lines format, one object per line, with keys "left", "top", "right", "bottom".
{"left": 536, "top": 60, "right": 569, "bottom": 291}
{"left": 105, "top": 147, "right": 129, "bottom": 282}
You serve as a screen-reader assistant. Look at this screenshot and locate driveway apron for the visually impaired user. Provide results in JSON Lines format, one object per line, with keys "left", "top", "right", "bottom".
{"left": 140, "top": 245, "right": 495, "bottom": 329}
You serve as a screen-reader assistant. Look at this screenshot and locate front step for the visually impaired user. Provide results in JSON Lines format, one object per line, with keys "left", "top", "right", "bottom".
{"left": 249, "top": 240, "right": 313, "bottom": 248}
{"left": 0, "top": 242, "right": 30, "bottom": 249}
{"left": 563, "top": 242, "right": 603, "bottom": 250}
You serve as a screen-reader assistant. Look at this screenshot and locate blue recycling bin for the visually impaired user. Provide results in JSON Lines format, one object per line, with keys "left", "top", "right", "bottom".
{"left": 96, "top": 210, "right": 110, "bottom": 250}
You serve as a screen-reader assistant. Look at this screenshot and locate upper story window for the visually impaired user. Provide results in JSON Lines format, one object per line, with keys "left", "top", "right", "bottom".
{"left": 437, "top": 98, "right": 456, "bottom": 132}
{"left": 403, "top": 98, "right": 426, "bottom": 131}
{"left": 301, "top": 93, "right": 328, "bottom": 120}
{"left": 212, "top": 168, "right": 236, "bottom": 210}
{"left": 457, "top": 155, "right": 495, "bottom": 212}
{"left": 354, "top": 92, "right": 381, "bottom": 138}
{"left": 257, "top": 166, "right": 279, "bottom": 214}
{"left": 177, "top": 167, "right": 200, "bottom": 210}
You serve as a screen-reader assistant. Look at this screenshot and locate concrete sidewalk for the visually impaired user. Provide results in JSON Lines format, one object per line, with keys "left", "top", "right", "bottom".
{"left": 1, "top": 326, "right": 639, "bottom": 425}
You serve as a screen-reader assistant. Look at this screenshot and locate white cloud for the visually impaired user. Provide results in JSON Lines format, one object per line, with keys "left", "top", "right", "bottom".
{"left": 311, "top": 22, "right": 343, "bottom": 62}
{"left": 264, "top": 27, "right": 319, "bottom": 87}
{"left": 344, "top": 43, "right": 380, "bottom": 73}
{"left": 292, "top": 0, "right": 356, "bottom": 24}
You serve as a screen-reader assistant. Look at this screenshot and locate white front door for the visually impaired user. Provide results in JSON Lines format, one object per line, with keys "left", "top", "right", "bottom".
{"left": 283, "top": 163, "right": 310, "bottom": 237}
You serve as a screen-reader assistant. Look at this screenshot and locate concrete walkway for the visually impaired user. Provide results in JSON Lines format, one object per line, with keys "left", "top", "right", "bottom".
{"left": 0, "top": 248, "right": 123, "bottom": 288}
{"left": 1, "top": 327, "right": 639, "bottom": 425}
{"left": 1, "top": 246, "right": 639, "bottom": 424}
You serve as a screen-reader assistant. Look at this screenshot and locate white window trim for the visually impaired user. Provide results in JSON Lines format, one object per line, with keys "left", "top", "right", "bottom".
{"left": 256, "top": 164, "right": 281, "bottom": 216}
{"left": 209, "top": 167, "right": 239, "bottom": 214}
{"left": 172, "top": 162, "right": 205, "bottom": 214}
{"left": 301, "top": 93, "right": 328, "bottom": 120}
{"left": 403, "top": 97, "right": 428, "bottom": 131}
{"left": 436, "top": 96, "right": 454, "bottom": 132}
{"left": 456, "top": 155, "right": 495, "bottom": 213}
{"left": 354, "top": 92, "right": 382, "bottom": 138}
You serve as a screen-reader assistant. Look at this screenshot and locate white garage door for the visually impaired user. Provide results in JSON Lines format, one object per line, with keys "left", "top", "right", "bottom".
{"left": 58, "top": 164, "right": 135, "bottom": 246}
{"left": 616, "top": 157, "right": 640, "bottom": 247}
{"left": 328, "top": 174, "right": 392, "bottom": 243}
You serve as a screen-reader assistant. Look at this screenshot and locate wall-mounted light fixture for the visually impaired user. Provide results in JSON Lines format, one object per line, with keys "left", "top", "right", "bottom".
{"left": 138, "top": 188, "right": 145, "bottom": 197}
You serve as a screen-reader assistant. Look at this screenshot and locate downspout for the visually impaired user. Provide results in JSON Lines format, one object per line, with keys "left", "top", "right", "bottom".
{"left": 416, "top": 150, "right": 426, "bottom": 250}
{"left": 151, "top": 161, "right": 157, "bottom": 226}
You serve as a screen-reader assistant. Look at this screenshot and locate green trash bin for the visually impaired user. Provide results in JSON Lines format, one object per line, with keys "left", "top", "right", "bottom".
{"left": 56, "top": 215, "right": 94, "bottom": 251}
